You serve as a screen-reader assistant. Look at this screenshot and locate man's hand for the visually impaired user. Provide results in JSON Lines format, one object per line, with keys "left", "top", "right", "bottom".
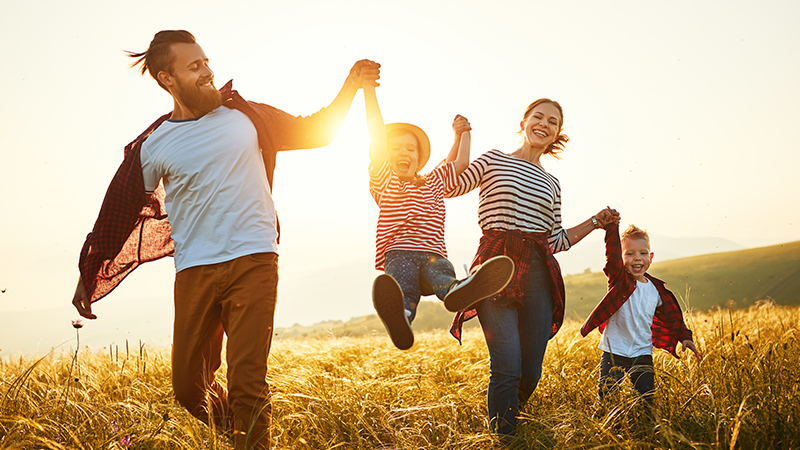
{"left": 681, "top": 339, "right": 702, "bottom": 361}
{"left": 347, "top": 59, "right": 381, "bottom": 88}
{"left": 72, "top": 278, "right": 97, "bottom": 319}
{"left": 452, "top": 114, "right": 471, "bottom": 136}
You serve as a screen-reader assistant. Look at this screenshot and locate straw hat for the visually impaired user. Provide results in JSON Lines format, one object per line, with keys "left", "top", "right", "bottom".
{"left": 385, "top": 123, "right": 431, "bottom": 171}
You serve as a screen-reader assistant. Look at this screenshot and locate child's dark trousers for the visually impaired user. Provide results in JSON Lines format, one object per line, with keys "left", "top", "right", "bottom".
{"left": 599, "top": 351, "right": 655, "bottom": 404}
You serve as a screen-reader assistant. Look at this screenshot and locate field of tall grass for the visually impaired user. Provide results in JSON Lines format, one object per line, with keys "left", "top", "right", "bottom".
{"left": 1, "top": 302, "right": 798, "bottom": 449}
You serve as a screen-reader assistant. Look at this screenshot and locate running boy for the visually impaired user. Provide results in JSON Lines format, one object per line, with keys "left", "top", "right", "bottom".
{"left": 363, "top": 82, "right": 513, "bottom": 350}
{"left": 581, "top": 221, "right": 701, "bottom": 404}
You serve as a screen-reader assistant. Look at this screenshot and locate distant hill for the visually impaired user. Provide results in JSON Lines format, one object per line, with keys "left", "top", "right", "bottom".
{"left": 275, "top": 240, "right": 800, "bottom": 340}
{"left": 565, "top": 240, "right": 800, "bottom": 320}
{"left": 554, "top": 234, "right": 745, "bottom": 275}
{"left": 446, "top": 233, "right": 746, "bottom": 276}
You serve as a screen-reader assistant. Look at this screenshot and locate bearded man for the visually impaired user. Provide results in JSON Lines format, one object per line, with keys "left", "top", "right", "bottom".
{"left": 70, "top": 30, "right": 379, "bottom": 449}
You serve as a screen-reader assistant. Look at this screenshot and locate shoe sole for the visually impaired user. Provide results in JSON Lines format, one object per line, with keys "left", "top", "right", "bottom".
{"left": 444, "top": 256, "right": 515, "bottom": 312}
{"left": 372, "top": 274, "right": 414, "bottom": 350}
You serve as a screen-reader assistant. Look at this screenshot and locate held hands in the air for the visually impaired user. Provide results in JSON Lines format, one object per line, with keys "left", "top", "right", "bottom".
{"left": 452, "top": 114, "right": 471, "bottom": 136}
{"left": 348, "top": 59, "right": 381, "bottom": 89}
{"left": 596, "top": 206, "right": 621, "bottom": 228}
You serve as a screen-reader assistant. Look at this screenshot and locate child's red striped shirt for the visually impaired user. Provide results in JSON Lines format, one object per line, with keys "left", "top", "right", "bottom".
{"left": 370, "top": 160, "right": 457, "bottom": 270}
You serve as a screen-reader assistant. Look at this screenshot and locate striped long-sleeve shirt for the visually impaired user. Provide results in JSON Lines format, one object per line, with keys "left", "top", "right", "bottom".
{"left": 446, "top": 149, "right": 571, "bottom": 253}
{"left": 370, "top": 160, "right": 458, "bottom": 270}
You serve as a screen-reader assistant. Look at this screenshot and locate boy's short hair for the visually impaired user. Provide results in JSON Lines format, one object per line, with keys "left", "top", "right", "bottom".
{"left": 621, "top": 224, "right": 650, "bottom": 249}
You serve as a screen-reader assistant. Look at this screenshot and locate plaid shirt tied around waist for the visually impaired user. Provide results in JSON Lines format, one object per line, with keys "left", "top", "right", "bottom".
{"left": 580, "top": 223, "right": 693, "bottom": 357}
{"left": 449, "top": 229, "right": 566, "bottom": 344}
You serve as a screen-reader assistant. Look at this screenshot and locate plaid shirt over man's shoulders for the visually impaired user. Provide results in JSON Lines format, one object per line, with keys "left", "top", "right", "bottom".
{"left": 79, "top": 81, "right": 343, "bottom": 303}
{"left": 579, "top": 223, "right": 693, "bottom": 357}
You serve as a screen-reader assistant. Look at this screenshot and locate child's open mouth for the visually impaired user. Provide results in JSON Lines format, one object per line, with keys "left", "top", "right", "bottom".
{"left": 396, "top": 161, "right": 410, "bottom": 171}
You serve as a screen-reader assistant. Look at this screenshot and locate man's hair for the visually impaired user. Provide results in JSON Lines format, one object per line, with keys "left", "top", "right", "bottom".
{"left": 126, "top": 30, "right": 197, "bottom": 91}
{"left": 621, "top": 224, "right": 650, "bottom": 248}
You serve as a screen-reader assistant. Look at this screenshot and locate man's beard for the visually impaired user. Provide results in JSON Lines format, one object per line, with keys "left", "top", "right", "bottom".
{"left": 176, "top": 76, "right": 222, "bottom": 116}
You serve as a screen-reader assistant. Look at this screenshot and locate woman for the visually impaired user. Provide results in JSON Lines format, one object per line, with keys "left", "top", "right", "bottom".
{"left": 447, "top": 99, "right": 618, "bottom": 437}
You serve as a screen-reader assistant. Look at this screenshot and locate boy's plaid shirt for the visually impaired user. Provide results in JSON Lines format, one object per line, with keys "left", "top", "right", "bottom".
{"left": 580, "top": 223, "right": 693, "bottom": 357}
{"left": 79, "top": 81, "right": 339, "bottom": 303}
{"left": 450, "top": 229, "right": 566, "bottom": 343}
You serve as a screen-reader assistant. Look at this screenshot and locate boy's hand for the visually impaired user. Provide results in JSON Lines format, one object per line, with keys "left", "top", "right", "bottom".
{"left": 681, "top": 339, "right": 702, "bottom": 361}
{"left": 347, "top": 60, "right": 381, "bottom": 88}
{"left": 453, "top": 114, "right": 471, "bottom": 136}
{"left": 596, "top": 207, "right": 620, "bottom": 227}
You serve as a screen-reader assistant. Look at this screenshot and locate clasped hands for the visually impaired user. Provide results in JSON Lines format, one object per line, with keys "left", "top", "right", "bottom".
{"left": 596, "top": 206, "right": 621, "bottom": 228}
{"left": 349, "top": 59, "right": 381, "bottom": 88}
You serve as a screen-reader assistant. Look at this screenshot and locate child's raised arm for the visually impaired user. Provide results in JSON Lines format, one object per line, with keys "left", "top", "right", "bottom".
{"left": 443, "top": 115, "right": 472, "bottom": 175}
{"left": 364, "top": 84, "right": 387, "bottom": 175}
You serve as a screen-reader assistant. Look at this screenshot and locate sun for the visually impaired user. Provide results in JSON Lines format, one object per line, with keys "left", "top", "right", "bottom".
{"left": 332, "top": 105, "right": 371, "bottom": 152}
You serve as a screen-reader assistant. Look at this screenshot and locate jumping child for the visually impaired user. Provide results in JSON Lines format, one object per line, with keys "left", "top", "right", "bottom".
{"left": 363, "top": 82, "right": 514, "bottom": 350}
{"left": 581, "top": 221, "right": 702, "bottom": 404}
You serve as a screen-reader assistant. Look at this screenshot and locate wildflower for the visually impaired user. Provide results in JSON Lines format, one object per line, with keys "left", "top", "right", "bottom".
{"left": 72, "top": 319, "right": 84, "bottom": 329}
{"left": 111, "top": 419, "right": 120, "bottom": 434}
{"left": 120, "top": 434, "right": 132, "bottom": 447}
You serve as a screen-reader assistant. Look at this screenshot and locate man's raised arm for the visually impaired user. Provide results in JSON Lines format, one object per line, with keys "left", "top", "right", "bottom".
{"left": 268, "top": 59, "right": 381, "bottom": 150}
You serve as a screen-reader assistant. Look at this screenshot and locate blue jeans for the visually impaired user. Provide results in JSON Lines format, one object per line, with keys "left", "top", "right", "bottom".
{"left": 476, "top": 249, "right": 553, "bottom": 437}
{"left": 384, "top": 250, "right": 457, "bottom": 322}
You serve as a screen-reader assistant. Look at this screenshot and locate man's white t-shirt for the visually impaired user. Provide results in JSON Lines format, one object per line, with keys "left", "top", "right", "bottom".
{"left": 599, "top": 279, "right": 663, "bottom": 358}
{"left": 141, "top": 107, "right": 278, "bottom": 272}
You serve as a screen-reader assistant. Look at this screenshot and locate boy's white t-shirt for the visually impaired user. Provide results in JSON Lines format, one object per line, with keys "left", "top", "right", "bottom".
{"left": 141, "top": 107, "right": 278, "bottom": 272}
{"left": 599, "top": 279, "right": 663, "bottom": 358}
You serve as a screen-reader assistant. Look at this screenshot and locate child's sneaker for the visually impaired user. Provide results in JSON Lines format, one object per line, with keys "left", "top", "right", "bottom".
{"left": 444, "top": 255, "right": 515, "bottom": 312}
{"left": 372, "top": 274, "right": 414, "bottom": 350}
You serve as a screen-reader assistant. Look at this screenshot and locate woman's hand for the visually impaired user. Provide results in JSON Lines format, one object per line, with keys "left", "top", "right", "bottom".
{"left": 596, "top": 206, "right": 620, "bottom": 227}
{"left": 452, "top": 114, "right": 471, "bottom": 136}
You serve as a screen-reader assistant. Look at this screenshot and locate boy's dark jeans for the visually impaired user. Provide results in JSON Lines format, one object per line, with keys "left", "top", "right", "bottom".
{"left": 599, "top": 352, "right": 655, "bottom": 404}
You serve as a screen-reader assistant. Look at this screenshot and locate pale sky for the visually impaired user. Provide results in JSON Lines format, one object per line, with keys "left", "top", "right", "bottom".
{"left": 1, "top": 0, "right": 799, "bottom": 355}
